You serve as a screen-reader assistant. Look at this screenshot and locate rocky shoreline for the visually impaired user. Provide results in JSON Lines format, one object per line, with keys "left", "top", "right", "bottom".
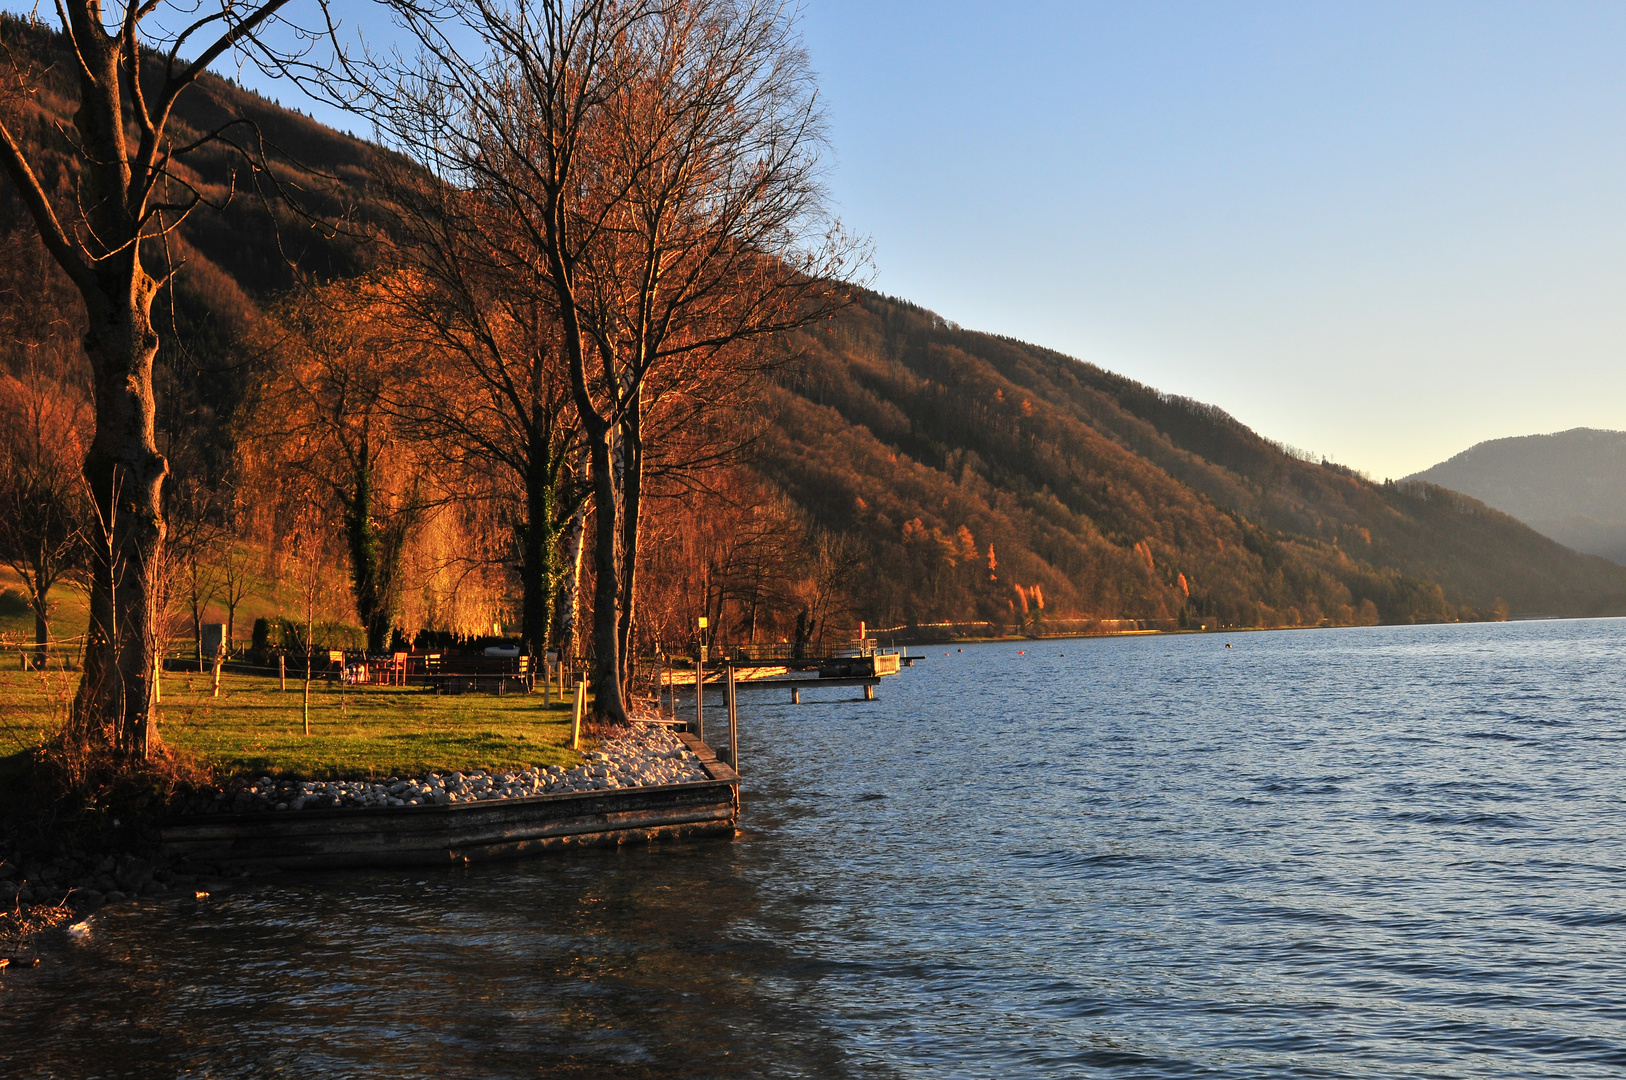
{"left": 171, "top": 722, "right": 709, "bottom": 815}
{"left": 1, "top": 722, "right": 711, "bottom": 938}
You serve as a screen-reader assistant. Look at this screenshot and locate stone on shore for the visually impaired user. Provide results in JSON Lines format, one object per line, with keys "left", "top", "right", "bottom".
{"left": 171, "top": 721, "right": 712, "bottom": 816}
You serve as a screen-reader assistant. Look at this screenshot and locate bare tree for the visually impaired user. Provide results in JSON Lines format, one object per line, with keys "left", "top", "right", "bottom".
{"left": 165, "top": 475, "right": 223, "bottom": 671}
{"left": 362, "top": 183, "right": 585, "bottom": 661}
{"left": 0, "top": 0, "right": 321, "bottom": 756}
{"left": 217, "top": 518, "right": 258, "bottom": 656}
{"left": 181, "top": 539, "right": 222, "bottom": 671}
{"left": 326, "top": 0, "right": 862, "bottom": 722}
{"left": 289, "top": 509, "right": 328, "bottom": 736}
{"left": 0, "top": 368, "right": 89, "bottom": 668}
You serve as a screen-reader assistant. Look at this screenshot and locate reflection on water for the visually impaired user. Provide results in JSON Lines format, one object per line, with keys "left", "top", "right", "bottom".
{"left": 8, "top": 840, "right": 861, "bottom": 1079}
{"left": 9, "top": 620, "right": 1626, "bottom": 1078}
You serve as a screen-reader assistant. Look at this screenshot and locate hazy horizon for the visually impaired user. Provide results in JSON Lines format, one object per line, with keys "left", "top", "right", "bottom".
{"left": 10, "top": 0, "right": 1626, "bottom": 480}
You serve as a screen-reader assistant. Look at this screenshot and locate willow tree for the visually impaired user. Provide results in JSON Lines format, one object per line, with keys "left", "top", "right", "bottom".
{"left": 241, "top": 278, "right": 428, "bottom": 653}
{"left": 0, "top": 0, "right": 303, "bottom": 755}
{"left": 328, "top": 0, "right": 861, "bottom": 722}
{"left": 363, "top": 170, "right": 585, "bottom": 662}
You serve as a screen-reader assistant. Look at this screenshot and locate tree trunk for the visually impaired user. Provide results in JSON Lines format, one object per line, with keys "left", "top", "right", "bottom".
{"left": 552, "top": 470, "right": 587, "bottom": 664}
{"left": 587, "top": 427, "right": 628, "bottom": 724}
{"left": 615, "top": 394, "right": 643, "bottom": 695}
{"left": 32, "top": 597, "right": 47, "bottom": 671}
{"left": 520, "top": 424, "right": 558, "bottom": 656}
{"left": 342, "top": 445, "right": 388, "bottom": 653}
{"left": 72, "top": 296, "right": 167, "bottom": 758}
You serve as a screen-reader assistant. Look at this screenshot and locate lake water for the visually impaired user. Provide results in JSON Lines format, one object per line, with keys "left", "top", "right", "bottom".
{"left": 8, "top": 620, "right": 1626, "bottom": 1078}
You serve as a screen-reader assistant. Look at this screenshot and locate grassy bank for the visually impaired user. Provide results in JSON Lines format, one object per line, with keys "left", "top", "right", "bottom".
{"left": 0, "top": 669, "right": 586, "bottom": 780}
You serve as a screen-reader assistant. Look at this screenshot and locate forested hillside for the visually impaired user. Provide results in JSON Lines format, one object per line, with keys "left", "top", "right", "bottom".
{"left": 0, "top": 14, "right": 387, "bottom": 491}
{"left": 5, "top": 12, "right": 1624, "bottom": 650}
{"left": 759, "top": 297, "right": 1626, "bottom": 629}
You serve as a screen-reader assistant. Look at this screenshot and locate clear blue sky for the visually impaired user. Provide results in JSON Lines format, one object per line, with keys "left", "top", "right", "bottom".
{"left": 791, "top": 1, "right": 1626, "bottom": 479}
{"left": 18, "top": 0, "right": 1626, "bottom": 478}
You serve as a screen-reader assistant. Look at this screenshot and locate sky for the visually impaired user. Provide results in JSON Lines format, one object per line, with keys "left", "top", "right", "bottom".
{"left": 16, "top": 0, "right": 1626, "bottom": 478}
{"left": 789, "top": 1, "right": 1626, "bottom": 480}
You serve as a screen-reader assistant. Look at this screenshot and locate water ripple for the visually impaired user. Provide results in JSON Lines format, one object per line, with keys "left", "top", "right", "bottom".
{"left": 9, "top": 619, "right": 1626, "bottom": 1077}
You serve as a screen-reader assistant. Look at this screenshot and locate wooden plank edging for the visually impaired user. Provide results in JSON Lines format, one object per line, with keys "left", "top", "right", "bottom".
{"left": 160, "top": 738, "right": 740, "bottom": 870}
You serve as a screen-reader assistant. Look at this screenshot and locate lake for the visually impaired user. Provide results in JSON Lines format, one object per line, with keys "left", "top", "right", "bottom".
{"left": 8, "top": 620, "right": 1626, "bottom": 1078}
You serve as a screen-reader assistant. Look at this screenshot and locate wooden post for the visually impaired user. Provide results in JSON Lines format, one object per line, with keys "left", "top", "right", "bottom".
{"left": 211, "top": 655, "right": 223, "bottom": 698}
{"left": 792, "top": 686, "right": 800, "bottom": 705}
{"left": 544, "top": 661, "right": 552, "bottom": 706}
{"left": 279, "top": 654, "right": 286, "bottom": 692}
{"left": 694, "top": 658, "right": 704, "bottom": 742}
{"left": 571, "top": 678, "right": 586, "bottom": 750}
{"left": 864, "top": 683, "right": 875, "bottom": 701}
{"left": 725, "top": 662, "right": 739, "bottom": 774}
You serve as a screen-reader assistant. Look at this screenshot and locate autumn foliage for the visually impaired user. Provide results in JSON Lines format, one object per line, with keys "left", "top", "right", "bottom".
{"left": 4, "top": 6, "right": 1623, "bottom": 759}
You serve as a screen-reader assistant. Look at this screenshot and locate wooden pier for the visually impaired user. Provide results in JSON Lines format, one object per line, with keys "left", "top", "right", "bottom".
{"left": 663, "top": 650, "right": 906, "bottom": 706}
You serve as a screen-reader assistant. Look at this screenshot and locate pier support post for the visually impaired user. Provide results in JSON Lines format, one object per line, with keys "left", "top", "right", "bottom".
{"left": 864, "top": 683, "right": 875, "bottom": 701}
{"left": 725, "top": 663, "right": 739, "bottom": 773}
{"left": 694, "top": 658, "right": 704, "bottom": 741}
{"left": 792, "top": 687, "right": 800, "bottom": 705}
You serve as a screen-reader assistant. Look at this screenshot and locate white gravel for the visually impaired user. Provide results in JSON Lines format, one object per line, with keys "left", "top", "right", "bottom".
{"left": 208, "top": 723, "right": 713, "bottom": 813}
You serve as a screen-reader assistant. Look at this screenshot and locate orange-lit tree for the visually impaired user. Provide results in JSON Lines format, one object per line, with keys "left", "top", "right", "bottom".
{"left": 0, "top": 0, "right": 313, "bottom": 756}
{"left": 241, "top": 278, "right": 430, "bottom": 653}
{"left": 336, "top": 0, "right": 862, "bottom": 721}
{"left": 364, "top": 173, "right": 586, "bottom": 661}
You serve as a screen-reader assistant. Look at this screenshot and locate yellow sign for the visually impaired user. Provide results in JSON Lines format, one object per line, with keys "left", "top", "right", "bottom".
{"left": 698, "top": 616, "right": 709, "bottom": 628}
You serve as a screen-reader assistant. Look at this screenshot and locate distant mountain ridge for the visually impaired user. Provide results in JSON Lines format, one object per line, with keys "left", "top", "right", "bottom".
{"left": 1409, "top": 429, "right": 1626, "bottom": 565}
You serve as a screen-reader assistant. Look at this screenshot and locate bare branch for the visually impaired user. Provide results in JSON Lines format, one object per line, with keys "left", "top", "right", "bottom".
{"left": 0, "top": 119, "right": 96, "bottom": 293}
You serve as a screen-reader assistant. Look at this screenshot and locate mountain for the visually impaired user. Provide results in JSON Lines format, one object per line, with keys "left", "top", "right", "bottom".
{"left": 7, "top": 13, "right": 1626, "bottom": 633}
{"left": 0, "top": 13, "right": 390, "bottom": 488}
{"left": 760, "top": 301, "right": 1626, "bottom": 627}
{"left": 1408, "top": 429, "right": 1626, "bottom": 565}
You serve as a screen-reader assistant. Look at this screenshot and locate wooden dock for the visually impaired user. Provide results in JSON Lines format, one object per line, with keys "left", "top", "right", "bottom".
{"left": 664, "top": 651, "right": 905, "bottom": 704}
{"left": 159, "top": 732, "right": 738, "bottom": 871}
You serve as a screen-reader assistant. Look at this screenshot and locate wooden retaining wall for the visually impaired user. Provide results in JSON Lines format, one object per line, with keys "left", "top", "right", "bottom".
{"left": 160, "top": 732, "right": 739, "bottom": 871}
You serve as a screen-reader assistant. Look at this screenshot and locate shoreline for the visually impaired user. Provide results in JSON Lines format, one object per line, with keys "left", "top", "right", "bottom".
{"left": 0, "top": 722, "right": 739, "bottom": 948}
{"left": 882, "top": 616, "right": 1520, "bottom": 648}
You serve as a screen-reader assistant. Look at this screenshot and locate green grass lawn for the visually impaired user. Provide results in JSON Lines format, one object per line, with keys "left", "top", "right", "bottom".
{"left": 0, "top": 668, "right": 589, "bottom": 781}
